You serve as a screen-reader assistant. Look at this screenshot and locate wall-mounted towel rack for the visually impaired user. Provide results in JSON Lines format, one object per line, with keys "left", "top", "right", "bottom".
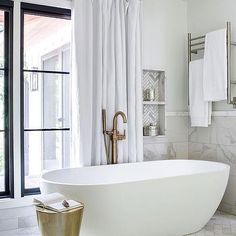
{"left": 188, "top": 22, "right": 236, "bottom": 107}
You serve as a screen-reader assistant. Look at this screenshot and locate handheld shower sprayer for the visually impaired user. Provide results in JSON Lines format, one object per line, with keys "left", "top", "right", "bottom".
{"left": 102, "top": 109, "right": 107, "bottom": 134}
{"left": 102, "top": 109, "right": 110, "bottom": 164}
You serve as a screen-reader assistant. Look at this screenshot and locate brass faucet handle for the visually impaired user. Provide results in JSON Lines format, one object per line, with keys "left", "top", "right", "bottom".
{"left": 106, "top": 131, "right": 113, "bottom": 136}
{"left": 117, "top": 130, "right": 126, "bottom": 140}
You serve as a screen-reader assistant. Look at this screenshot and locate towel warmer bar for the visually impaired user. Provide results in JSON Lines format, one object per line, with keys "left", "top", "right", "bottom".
{"left": 188, "top": 22, "right": 236, "bottom": 107}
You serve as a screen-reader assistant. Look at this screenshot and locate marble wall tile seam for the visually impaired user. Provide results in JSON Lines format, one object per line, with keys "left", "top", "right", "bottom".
{"left": 166, "top": 111, "right": 189, "bottom": 117}
{"left": 167, "top": 111, "right": 236, "bottom": 117}
{"left": 188, "top": 142, "right": 236, "bottom": 156}
{"left": 144, "top": 141, "right": 189, "bottom": 145}
{"left": 188, "top": 141, "right": 211, "bottom": 144}
{"left": 188, "top": 141, "right": 236, "bottom": 147}
{"left": 189, "top": 135, "right": 236, "bottom": 146}
{"left": 188, "top": 141, "right": 217, "bottom": 146}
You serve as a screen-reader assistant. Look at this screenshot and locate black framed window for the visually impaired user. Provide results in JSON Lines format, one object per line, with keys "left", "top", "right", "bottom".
{"left": 21, "top": 3, "right": 71, "bottom": 195}
{"left": 0, "top": 1, "right": 13, "bottom": 198}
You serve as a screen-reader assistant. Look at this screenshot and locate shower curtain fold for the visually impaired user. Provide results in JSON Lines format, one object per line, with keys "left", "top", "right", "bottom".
{"left": 71, "top": 0, "right": 143, "bottom": 166}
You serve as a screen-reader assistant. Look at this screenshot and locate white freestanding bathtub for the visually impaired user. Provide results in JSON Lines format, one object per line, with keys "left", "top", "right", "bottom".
{"left": 41, "top": 160, "right": 229, "bottom": 236}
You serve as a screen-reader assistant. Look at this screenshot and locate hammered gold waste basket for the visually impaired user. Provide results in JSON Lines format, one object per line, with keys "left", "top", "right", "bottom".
{"left": 36, "top": 205, "right": 84, "bottom": 236}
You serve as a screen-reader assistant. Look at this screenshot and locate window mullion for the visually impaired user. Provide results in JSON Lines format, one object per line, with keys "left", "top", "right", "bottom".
{"left": 13, "top": 0, "right": 23, "bottom": 199}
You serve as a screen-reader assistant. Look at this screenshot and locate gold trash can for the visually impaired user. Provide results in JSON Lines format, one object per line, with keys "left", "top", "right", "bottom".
{"left": 36, "top": 205, "right": 84, "bottom": 236}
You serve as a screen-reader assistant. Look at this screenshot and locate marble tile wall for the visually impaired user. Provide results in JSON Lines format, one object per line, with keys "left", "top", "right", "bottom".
{"left": 144, "top": 115, "right": 189, "bottom": 161}
{"left": 146, "top": 113, "right": 236, "bottom": 216}
{"left": 188, "top": 115, "right": 236, "bottom": 215}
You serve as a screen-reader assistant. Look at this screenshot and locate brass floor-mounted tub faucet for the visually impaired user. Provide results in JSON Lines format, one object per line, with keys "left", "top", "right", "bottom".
{"left": 102, "top": 110, "right": 127, "bottom": 164}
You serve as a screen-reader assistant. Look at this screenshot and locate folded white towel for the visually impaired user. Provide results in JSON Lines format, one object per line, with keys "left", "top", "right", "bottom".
{"left": 203, "top": 28, "right": 227, "bottom": 101}
{"left": 189, "top": 59, "right": 211, "bottom": 127}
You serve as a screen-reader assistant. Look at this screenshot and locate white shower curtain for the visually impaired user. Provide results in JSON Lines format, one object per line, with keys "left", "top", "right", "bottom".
{"left": 71, "top": 0, "right": 143, "bottom": 166}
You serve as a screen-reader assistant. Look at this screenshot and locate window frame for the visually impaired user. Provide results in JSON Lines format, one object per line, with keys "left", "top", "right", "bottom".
{"left": 0, "top": 0, "right": 14, "bottom": 199}
{"left": 20, "top": 2, "right": 71, "bottom": 196}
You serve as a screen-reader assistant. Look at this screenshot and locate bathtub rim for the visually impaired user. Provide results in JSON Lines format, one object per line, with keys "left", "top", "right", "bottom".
{"left": 40, "top": 160, "right": 230, "bottom": 187}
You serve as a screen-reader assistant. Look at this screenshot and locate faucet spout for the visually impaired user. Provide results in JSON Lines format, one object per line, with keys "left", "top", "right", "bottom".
{"left": 111, "top": 111, "right": 127, "bottom": 164}
{"left": 113, "top": 111, "right": 127, "bottom": 130}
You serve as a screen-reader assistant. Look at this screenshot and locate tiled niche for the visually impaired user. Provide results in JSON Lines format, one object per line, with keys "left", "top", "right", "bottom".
{"left": 143, "top": 69, "right": 165, "bottom": 136}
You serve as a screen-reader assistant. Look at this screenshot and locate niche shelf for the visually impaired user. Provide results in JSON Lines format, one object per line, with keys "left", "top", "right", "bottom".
{"left": 143, "top": 101, "right": 165, "bottom": 105}
{"left": 143, "top": 69, "right": 165, "bottom": 137}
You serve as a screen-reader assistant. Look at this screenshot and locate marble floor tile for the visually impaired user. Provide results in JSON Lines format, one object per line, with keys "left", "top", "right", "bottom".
{"left": 0, "top": 227, "right": 40, "bottom": 236}
{"left": 0, "top": 211, "right": 236, "bottom": 236}
{"left": 187, "top": 211, "right": 236, "bottom": 236}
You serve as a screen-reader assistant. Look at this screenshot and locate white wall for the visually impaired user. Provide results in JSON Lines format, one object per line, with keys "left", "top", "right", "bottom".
{"left": 143, "top": 0, "right": 188, "bottom": 112}
{"left": 187, "top": 0, "right": 236, "bottom": 111}
{"left": 143, "top": 0, "right": 189, "bottom": 162}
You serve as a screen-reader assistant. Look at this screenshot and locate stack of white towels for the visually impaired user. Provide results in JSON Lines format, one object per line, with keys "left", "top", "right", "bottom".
{"left": 189, "top": 29, "right": 227, "bottom": 127}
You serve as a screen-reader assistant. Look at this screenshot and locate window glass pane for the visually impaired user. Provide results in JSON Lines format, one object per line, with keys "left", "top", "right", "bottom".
{"left": 0, "top": 70, "right": 5, "bottom": 130}
{"left": 23, "top": 10, "right": 71, "bottom": 191}
{"left": 24, "top": 130, "right": 70, "bottom": 189}
{"left": 0, "top": 8, "right": 10, "bottom": 195}
{"left": 62, "top": 47, "right": 70, "bottom": 72}
{"left": 24, "top": 14, "right": 71, "bottom": 71}
{"left": 0, "top": 11, "right": 5, "bottom": 135}
{"left": 24, "top": 72, "right": 70, "bottom": 129}
{"left": 0, "top": 132, "right": 5, "bottom": 192}
{"left": 0, "top": 10, "right": 4, "bottom": 68}
{"left": 0, "top": 70, "right": 4, "bottom": 191}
